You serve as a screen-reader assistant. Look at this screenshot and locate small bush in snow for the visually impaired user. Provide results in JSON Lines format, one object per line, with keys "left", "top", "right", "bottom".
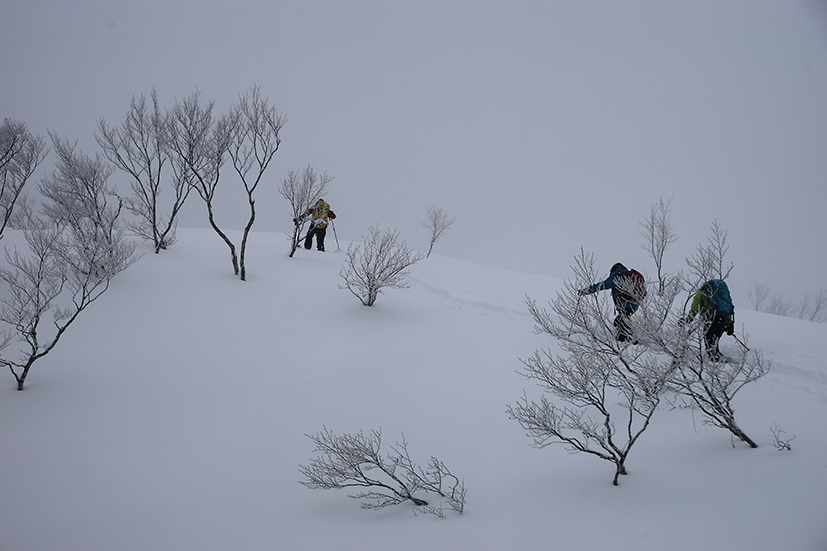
{"left": 299, "top": 427, "right": 466, "bottom": 517}
{"left": 770, "top": 421, "right": 795, "bottom": 451}
{"left": 339, "top": 226, "right": 423, "bottom": 306}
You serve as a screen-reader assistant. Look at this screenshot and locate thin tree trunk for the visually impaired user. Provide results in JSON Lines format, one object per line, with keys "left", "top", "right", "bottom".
{"left": 729, "top": 422, "right": 758, "bottom": 448}
{"left": 239, "top": 197, "right": 255, "bottom": 281}
{"left": 206, "top": 202, "right": 238, "bottom": 276}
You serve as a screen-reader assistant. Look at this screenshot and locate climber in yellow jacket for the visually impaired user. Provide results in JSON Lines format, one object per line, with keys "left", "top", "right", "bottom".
{"left": 299, "top": 199, "right": 336, "bottom": 252}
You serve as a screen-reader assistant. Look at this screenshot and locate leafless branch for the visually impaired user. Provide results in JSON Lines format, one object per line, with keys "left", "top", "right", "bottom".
{"left": 509, "top": 249, "right": 672, "bottom": 485}
{"left": 97, "top": 88, "right": 190, "bottom": 253}
{"left": 639, "top": 197, "right": 678, "bottom": 294}
{"left": 685, "top": 219, "right": 733, "bottom": 289}
{"left": 0, "top": 119, "right": 48, "bottom": 237}
{"left": 339, "top": 226, "right": 423, "bottom": 306}
{"left": 770, "top": 421, "right": 795, "bottom": 451}
{"left": 2, "top": 137, "right": 139, "bottom": 390}
{"left": 227, "top": 84, "right": 286, "bottom": 280}
{"left": 279, "top": 165, "right": 332, "bottom": 256}
{"left": 299, "top": 427, "right": 466, "bottom": 516}
{"left": 421, "top": 205, "right": 456, "bottom": 258}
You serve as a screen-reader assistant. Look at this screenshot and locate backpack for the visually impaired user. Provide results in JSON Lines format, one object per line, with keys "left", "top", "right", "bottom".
{"left": 311, "top": 201, "right": 331, "bottom": 228}
{"left": 617, "top": 269, "right": 647, "bottom": 304}
{"left": 703, "top": 279, "right": 734, "bottom": 317}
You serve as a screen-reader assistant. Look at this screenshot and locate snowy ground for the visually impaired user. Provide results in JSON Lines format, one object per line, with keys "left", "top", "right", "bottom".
{"left": 1, "top": 228, "right": 825, "bottom": 551}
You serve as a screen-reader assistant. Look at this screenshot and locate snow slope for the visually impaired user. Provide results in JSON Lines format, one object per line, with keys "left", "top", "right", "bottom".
{"left": 1, "top": 228, "right": 826, "bottom": 551}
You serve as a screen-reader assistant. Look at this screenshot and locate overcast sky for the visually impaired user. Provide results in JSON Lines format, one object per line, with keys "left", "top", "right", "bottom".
{"left": 2, "top": 0, "right": 826, "bottom": 305}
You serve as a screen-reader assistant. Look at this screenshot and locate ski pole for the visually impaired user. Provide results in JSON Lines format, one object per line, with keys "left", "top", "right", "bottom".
{"left": 732, "top": 332, "right": 750, "bottom": 351}
{"left": 332, "top": 220, "right": 341, "bottom": 251}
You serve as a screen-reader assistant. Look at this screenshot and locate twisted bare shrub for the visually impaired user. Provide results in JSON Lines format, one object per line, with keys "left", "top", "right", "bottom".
{"left": 299, "top": 427, "right": 466, "bottom": 517}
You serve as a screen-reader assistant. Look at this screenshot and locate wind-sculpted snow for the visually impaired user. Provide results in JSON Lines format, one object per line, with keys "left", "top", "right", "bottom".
{"left": 1, "top": 228, "right": 825, "bottom": 551}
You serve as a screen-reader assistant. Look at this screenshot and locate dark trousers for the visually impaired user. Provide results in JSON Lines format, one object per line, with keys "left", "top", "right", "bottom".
{"left": 304, "top": 226, "right": 326, "bottom": 251}
{"left": 703, "top": 315, "right": 727, "bottom": 359}
{"left": 614, "top": 305, "right": 636, "bottom": 342}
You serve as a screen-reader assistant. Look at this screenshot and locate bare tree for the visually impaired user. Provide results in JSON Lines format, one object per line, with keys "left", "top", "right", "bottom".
{"left": 39, "top": 134, "right": 118, "bottom": 231}
{"left": 166, "top": 87, "right": 285, "bottom": 280}
{"left": 227, "top": 85, "right": 286, "bottom": 280}
{"left": 282, "top": 169, "right": 328, "bottom": 255}
{"left": 748, "top": 282, "right": 770, "bottom": 311}
{"left": 685, "top": 219, "right": 733, "bottom": 289}
{"left": 641, "top": 313, "right": 767, "bottom": 448}
{"left": 639, "top": 197, "right": 677, "bottom": 294}
{"left": 789, "top": 288, "right": 827, "bottom": 323}
{"left": 808, "top": 288, "right": 827, "bottom": 322}
{"left": 634, "top": 205, "right": 767, "bottom": 448}
{"left": 748, "top": 284, "right": 826, "bottom": 323}
{"left": 640, "top": 211, "right": 769, "bottom": 446}
{"left": 1, "top": 137, "right": 139, "bottom": 390}
{"left": 765, "top": 294, "right": 793, "bottom": 317}
{"left": 339, "top": 226, "right": 424, "bottom": 306}
{"left": 795, "top": 291, "right": 812, "bottom": 320}
{"left": 299, "top": 427, "right": 466, "bottom": 517}
{"left": 97, "top": 88, "right": 192, "bottom": 253}
{"left": 0, "top": 119, "right": 48, "bottom": 238}
{"left": 279, "top": 165, "right": 332, "bottom": 257}
{"left": 507, "top": 250, "right": 674, "bottom": 485}
{"left": 167, "top": 90, "right": 238, "bottom": 275}
{"left": 421, "top": 205, "right": 456, "bottom": 258}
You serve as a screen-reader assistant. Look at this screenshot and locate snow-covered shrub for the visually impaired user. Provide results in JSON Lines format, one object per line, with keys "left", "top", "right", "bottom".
{"left": 339, "top": 226, "right": 423, "bottom": 306}
{"left": 299, "top": 427, "right": 466, "bottom": 517}
{"left": 508, "top": 250, "right": 673, "bottom": 486}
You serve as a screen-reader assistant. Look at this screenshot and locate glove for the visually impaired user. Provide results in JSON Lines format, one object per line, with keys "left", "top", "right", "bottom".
{"left": 577, "top": 288, "right": 588, "bottom": 296}
{"left": 725, "top": 319, "right": 734, "bottom": 335}
{"left": 293, "top": 217, "right": 299, "bottom": 225}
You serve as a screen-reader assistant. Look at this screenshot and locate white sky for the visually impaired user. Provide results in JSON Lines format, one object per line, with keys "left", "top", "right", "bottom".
{"left": 2, "top": 0, "right": 826, "bottom": 304}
